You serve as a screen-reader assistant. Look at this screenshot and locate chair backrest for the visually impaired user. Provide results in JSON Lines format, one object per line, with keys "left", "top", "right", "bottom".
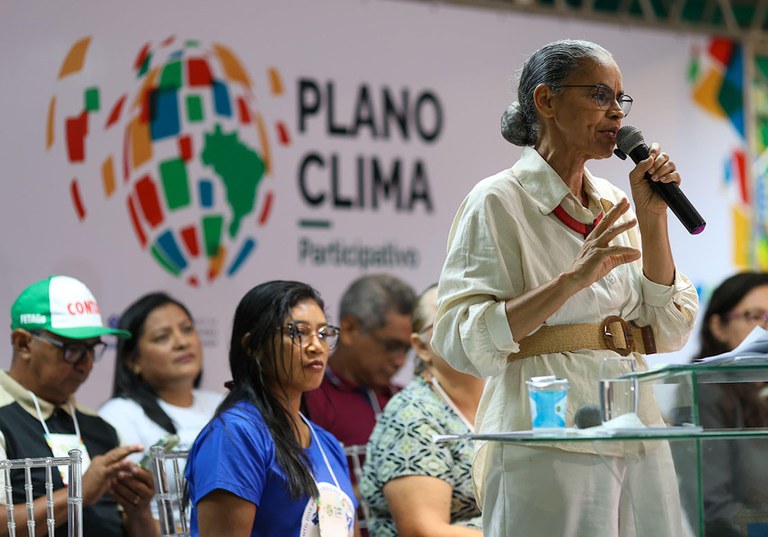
{"left": 150, "top": 445, "right": 190, "bottom": 537}
{"left": 0, "top": 448, "right": 83, "bottom": 537}
{"left": 343, "top": 444, "right": 369, "bottom": 532}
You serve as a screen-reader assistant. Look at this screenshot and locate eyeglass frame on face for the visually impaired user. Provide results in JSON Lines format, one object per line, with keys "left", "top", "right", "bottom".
{"left": 726, "top": 309, "right": 768, "bottom": 326}
{"left": 282, "top": 321, "right": 341, "bottom": 350}
{"left": 367, "top": 329, "right": 412, "bottom": 357}
{"left": 417, "top": 323, "right": 434, "bottom": 343}
{"left": 556, "top": 84, "right": 633, "bottom": 116}
{"left": 29, "top": 331, "right": 108, "bottom": 364}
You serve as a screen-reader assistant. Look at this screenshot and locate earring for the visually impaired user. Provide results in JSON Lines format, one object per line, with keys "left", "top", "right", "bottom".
{"left": 132, "top": 364, "right": 141, "bottom": 375}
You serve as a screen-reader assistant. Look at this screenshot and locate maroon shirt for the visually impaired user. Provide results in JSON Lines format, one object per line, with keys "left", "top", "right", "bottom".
{"left": 302, "top": 365, "right": 398, "bottom": 446}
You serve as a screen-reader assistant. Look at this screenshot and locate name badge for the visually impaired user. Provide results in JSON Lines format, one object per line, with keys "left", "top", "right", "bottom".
{"left": 44, "top": 433, "right": 91, "bottom": 485}
{"left": 316, "top": 482, "right": 355, "bottom": 537}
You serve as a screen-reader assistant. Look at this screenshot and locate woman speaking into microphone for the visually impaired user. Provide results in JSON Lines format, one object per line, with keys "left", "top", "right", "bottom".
{"left": 432, "top": 39, "right": 699, "bottom": 537}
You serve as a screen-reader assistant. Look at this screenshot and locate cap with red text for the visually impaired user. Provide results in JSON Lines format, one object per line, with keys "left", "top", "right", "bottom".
{"left": 10, "top": 275, "right": 130, "bottom": 340}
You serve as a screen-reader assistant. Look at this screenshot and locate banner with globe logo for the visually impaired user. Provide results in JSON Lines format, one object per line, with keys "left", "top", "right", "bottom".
{"left": 0, "top": 0, "right": 746, "bottom": 409}
{"left": 47, "top": 36, "right": 287, "bottom": 287}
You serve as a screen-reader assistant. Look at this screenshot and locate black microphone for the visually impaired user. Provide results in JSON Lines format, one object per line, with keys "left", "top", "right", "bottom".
{"left": 615, "top": 125, "right": 706, "bottom": 235}
{"left": 574, "top": 404, "right": 602, "bottom": 429}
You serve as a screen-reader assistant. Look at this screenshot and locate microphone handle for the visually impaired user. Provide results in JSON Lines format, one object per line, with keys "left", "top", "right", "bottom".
{"left": 627, "top": 145, "right": 706, "bottom": 235}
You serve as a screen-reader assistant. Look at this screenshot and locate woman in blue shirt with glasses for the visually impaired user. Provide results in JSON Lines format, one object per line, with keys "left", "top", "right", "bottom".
{"left": 186, "top": 280, "right": 359, "bottom": 537}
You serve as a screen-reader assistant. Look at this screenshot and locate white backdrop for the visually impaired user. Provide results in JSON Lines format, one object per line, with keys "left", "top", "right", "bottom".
{"left": 0, "top": 0, "right": 740, "bottom": 408}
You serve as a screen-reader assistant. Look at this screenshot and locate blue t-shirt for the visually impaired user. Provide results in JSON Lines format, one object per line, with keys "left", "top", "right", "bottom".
{"left": 186, "top": 401, "right": 357, "bottom": 536}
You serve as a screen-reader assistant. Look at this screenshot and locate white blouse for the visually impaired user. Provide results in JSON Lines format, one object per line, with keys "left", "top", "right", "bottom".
{"left": 433, "top": 146, "right": 699, "bottom": 459}
{"left": 99, "top": 389, "right": 224, "bottom": 460}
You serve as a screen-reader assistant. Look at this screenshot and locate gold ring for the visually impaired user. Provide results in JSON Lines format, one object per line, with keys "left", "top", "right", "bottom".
{"left": 133, "top": 496, "right": 140, "bottom": 505}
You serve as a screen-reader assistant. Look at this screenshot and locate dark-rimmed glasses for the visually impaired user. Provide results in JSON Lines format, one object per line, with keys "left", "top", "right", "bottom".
{"left": 558, "top": 84, "right": 633, "bottom": 116}
{"left": 283, "top": 322, "right": 340, "bottom": 350}
{"left": 368, "top": 331, "right": 411, "bottom": 356}
{"left": 31, "top": 331, "right": 108, "bottom": 364}
{"left": 727, "top": 310, "right": 768, "bottom": 326}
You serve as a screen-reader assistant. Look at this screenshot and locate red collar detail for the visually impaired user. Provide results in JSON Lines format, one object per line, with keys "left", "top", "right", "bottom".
{"left": 552, "top": 204, "right": 604, "bottom": 238}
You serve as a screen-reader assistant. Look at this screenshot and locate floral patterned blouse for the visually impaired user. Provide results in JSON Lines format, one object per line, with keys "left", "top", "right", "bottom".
{"left": 360, "top": 374, "right": 481, "bottom": 536}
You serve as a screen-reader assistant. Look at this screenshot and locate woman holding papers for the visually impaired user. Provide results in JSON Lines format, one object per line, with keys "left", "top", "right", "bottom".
{"left": 690, "top": 272, "right": 768, "bottom": 537}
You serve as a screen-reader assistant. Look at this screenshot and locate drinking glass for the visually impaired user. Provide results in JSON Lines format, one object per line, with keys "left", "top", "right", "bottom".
{"left": 599, "top": 356, "right": 638, "bottom": 423}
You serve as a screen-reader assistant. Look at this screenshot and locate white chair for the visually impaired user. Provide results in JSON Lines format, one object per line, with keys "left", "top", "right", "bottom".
{"left": 343, "top": 444, "right": 370, "bottom": 532}
{"left": 0, "top": 448, "right": 83, "bottom": 537}
{"left": 149, "top": 446, "right": 190, "bottom": 537}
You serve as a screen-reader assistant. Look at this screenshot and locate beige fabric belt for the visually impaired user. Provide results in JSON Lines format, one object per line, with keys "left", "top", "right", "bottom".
{"left": 510, "top": 315, "right": 657, "bottom": 362}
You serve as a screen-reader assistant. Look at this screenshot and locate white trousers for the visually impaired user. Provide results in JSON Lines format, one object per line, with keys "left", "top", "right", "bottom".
{"left": 480, "top": 442, "right": 687, "bottom": 537}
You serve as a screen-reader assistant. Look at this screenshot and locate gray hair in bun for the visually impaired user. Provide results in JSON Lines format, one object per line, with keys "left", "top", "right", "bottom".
{"left": 500, "top": 102, "right": 529, "bottom": 146}
{"left": 501, "top": 39, "right": 613, "bottom": 146}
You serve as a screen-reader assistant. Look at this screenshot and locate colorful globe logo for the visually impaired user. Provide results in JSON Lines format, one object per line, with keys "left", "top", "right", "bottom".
{"left": 47, "top": 36, "right": 288, "bottom": 286}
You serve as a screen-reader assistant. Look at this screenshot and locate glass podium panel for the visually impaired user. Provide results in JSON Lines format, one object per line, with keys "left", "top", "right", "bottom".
{"left": 633, "top": 361, "right": 768, "bottom": 427}
{"left": 436, "top": 360, "right": 768, "bottom": 537}
{"left": 436, "top": 428, "right": 768, "bottom": 537}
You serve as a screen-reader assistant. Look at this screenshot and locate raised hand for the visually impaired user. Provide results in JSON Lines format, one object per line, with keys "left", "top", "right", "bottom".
{"left": 567, "top": 198, "right": 640, "bottom": 290}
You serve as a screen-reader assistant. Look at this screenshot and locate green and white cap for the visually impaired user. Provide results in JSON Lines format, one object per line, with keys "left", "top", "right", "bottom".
{"left": 10, "top": 275, "right": 131, "bottom": 340}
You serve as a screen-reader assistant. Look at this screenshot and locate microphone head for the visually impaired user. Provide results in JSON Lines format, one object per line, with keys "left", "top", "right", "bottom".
{"left": 616, "top": 125, "right": 645, "bottom": 156}
{"left": 574, "top": 404, "right": 602, "bottom": 429}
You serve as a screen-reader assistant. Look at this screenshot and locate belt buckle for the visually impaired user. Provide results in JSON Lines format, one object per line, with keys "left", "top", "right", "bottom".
{"left": 600, "top": 315, "right": 634, "bottom": 356}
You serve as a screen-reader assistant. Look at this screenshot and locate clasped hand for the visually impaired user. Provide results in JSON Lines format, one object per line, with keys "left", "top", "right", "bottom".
{"left": 81, "top": 444, "right": 155, "bottom": 514}
{"left": 628, "top": 141, "right": 681, "bottom": 214}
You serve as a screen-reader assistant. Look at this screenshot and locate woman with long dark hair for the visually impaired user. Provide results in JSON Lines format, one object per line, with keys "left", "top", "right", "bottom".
{"left": 100, "top": 292, "right": 223, "bottom": 457}
{"left": 185, "top": 280, "right": 358, "bottom": 536}
{"left": 688, "top": 272, "right": 768, "bottom": 536}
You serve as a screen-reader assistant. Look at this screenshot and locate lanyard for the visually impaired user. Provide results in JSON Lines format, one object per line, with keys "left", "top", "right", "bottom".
{"left": 28, "top": 391, "right": 81, "bottom": 438}
{"left": 301, "top": 413, "right": 354, "bottom": 537}
{"left": 364, "top": 389, "right": 382, "bottom": 420}
{"left": 324, "top": 367, "right": 383, "bottom": 420}
{"left": 429, "top": 376, "right": 474, "bottom": 433}
{"left": 300, "top": 413, "right": 340, "bottom": 488}
{"left": 28, "top": 391, "right": 91, "bottom": 485}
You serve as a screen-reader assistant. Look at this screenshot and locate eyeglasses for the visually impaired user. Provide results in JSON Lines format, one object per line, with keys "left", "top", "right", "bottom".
{"left": 368, "top": 331, "right": 411, "bottom": 356}
{"left": 283, "top": 322, "right": 340, "bottom": 350}
{"left": 31, "top": 331, "right": 108, "bottom": 364}
{"left": 727, "top": 310, "right": 768, "bottom": 326}
{"left": 417, "top": 323, "right": 434, "bottom": 343}
{"left": 558, "top": 84, "right": 633, "bottom": 116}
